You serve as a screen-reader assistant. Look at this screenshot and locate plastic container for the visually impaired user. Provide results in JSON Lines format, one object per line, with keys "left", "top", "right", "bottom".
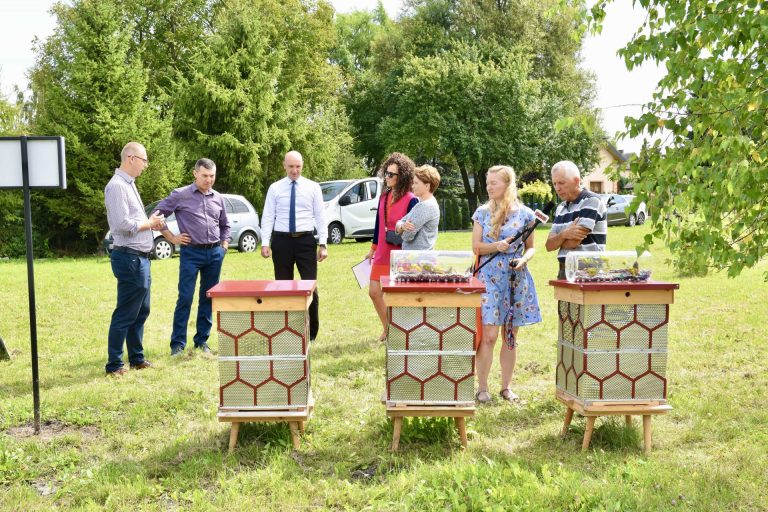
{"left": 390, "top": 250, "right": 474, "bottom": 283}
{"left": 565, "top": 251, "right": 652, "bottom": 283}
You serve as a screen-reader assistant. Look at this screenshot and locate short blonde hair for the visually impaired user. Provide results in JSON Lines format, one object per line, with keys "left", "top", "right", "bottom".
{"left": 413, "top": 165, "right": 441, "bottom": 193}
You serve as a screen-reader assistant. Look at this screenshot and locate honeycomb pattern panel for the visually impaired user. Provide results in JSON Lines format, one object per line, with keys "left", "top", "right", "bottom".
{"left": 217, "top": 310, "right": 307, "bottom": 356}
{"left": 388, "top": 327, "right": 407, "bottom": 351}
{"left": 387, "top": 353, "right": 474, "bottom": 403}
{"left": 557, "top": 344, "right": 667, "bottom": 401}
{"left": 620, "top": 323, "right": 652, "bottom": 350}
{"left": 424, "top": 307, "right": 459, "bottom": 331}
{"left": 586, "top": 323, "right": 619, "bottom": 350}
{"left": 218, "top": 332, "right": 237, "bottom": 357}
{"left": 271, "top": 329, "right": 304, "bottom": 355}
{"left": 238, "top": 330, "right": 270, "bottom": 356}
{"left": 578, "top": 374, "right": 601, "bottom": 400}
{"left": 603, "top": 304, "right": 635, "bottom": 329}
{"left": 219, "top": 358, "right": 309, "bottom": 408}
{"left": 423, "top": 376, "right": 474, "bottom": 402}
{"left": 253, "top": 311, "right": 290, "bottom": 336}
{"left": 442, "top": 323, "right": 475, "bottom": 351}
{"left": 390, "top": 307, "right": 423, "bottom": 331}
{"left": 650, "top": 324, "right": 669, "bottom": 351}
{"left": 602, "top": 374, "right": 633, "bottom": 399}
{"left": 584, "top": 352, "right": 618, "bottom": 380}
{"left": 221, "top": 381, "right": 255, "bottom": 408}
{"left": 389, "top": 374, "right": 421, "bottom": 401}
{"left": 219, "top": 311, "right": 252, "bottom": 338}
{"left": 635, "top": 373, "right": 666, "bottom": 399}
{"left": 408, "top": 325, "right": 441, "bottom": 351}
{"left": 636, "top": 304, "right": 668, "bottom": 330}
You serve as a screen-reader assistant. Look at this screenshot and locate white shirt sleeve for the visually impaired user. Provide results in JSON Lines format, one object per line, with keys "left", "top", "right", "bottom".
{"left": 312, "top": 181, "right": 328, "bottom": 245}
{"left": 261, "top": 183, "right": 277, "bottom": 247}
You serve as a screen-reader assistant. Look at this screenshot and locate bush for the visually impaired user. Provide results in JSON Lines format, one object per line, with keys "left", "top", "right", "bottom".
{"left": 519, "top": 180, "right": 555, "bottom": 213}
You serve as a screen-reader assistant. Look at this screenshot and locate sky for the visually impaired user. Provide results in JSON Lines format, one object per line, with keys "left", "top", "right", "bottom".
{"left": 0, "top": 0, "right": 663, "bottom": 153}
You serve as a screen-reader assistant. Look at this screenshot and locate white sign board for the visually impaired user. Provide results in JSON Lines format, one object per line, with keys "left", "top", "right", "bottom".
{"left": 0, "top": 137, "right": 66, "bottom": 189}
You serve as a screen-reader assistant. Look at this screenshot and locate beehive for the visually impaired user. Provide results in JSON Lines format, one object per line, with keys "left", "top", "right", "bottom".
{"left": 551, "top": 281, "right": 677, "bottom": 404}
{"left": 207, "top": 281, "right": 315, "bottom": 410}
{"left": 381, "top": 277, "right": 484, "bottom": 405}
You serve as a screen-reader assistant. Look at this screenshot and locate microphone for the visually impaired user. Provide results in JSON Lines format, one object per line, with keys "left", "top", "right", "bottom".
{"left": 472, "top": 209, "right": 549, "bottom": 275}
{"left": 502, "top": 209, "right": 549, "bottom": 245}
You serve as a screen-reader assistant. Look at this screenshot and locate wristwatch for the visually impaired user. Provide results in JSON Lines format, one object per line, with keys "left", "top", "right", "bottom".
{"left": 319, "top": 244, "right": 327, "bottom": 248}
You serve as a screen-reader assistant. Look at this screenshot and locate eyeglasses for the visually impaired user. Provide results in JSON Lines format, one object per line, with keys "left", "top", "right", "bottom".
{"left": 129, "top": 155, "right": 149, "bottom": 165}
{"left": 384, "top": 171, "right": 399, "bottom": 178}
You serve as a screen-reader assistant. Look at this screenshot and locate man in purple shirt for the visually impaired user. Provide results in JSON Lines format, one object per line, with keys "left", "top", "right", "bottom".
{"left": 155, "top": 158, "right": 231, "bottom": 355}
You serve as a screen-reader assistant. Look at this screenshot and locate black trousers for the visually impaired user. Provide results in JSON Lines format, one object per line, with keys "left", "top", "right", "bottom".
{"left": 271, "top": 233, "right": 319, "bottom": 340}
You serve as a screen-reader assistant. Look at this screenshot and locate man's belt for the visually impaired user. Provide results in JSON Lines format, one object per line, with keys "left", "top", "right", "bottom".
{"left": 188, "top": 242, "right": 220, "bottom": 249}
{"left": 273, "top": 231, "right": 314, "bottom": 238}
{"left": 113, "top": 246, "right": 151, "bottom": 258}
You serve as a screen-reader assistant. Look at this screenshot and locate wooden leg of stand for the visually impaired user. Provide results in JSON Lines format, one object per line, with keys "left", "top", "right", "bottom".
{"left": 643, "top": 415, "right": 652, "bottom": 454}
{"left": 561, "top": 408, "right": 575, "bottom": 437}
{"left": 228, "top": 422, "right": 240, "bottom": 453}
{"left": 298, "top": 421, "right": 305, "bottom": 434}
{"left": 582, "top": 416, "right": 596, "bottom": 451}
{"left": 390, "top": 417, "right": 403, "bottom": 452}
{"left": 289, "top": 422, "right": 301, "bottom": 450}
{"left": 625, "top": 415, "right": 632, "bottom": 428}
{"left": 455, "top": 417, "right": 468, "bottom": 448}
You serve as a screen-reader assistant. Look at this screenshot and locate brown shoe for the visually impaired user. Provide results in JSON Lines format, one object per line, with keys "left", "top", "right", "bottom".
{"left": 130, "top": 360, "right": 153, "bottom": 370}
{"left": 107, "top": 367, "right": 128, "bottom": 377}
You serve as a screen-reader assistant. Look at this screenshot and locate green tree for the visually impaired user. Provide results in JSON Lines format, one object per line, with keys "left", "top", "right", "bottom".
{"left": 173, "top": 0, "right": 357, "bottom": 208}
{"left": 342, "top": 0, "right": 601, "bottom": 204}
{"left": 592, "top": 0, "right": 768, "bottom": 279}
{"left": 123, "top": 0, "right": 218, "bottom": 108}
{"left": 29, "top": 0, "right": 184, "bottom": 251}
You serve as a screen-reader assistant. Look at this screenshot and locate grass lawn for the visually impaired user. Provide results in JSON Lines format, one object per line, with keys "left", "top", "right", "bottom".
{"left": 1, "top": 226, "right": 766, "bottom": 511}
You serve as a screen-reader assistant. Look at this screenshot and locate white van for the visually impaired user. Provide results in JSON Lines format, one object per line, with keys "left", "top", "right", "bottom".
{"left": 321, "top": 178, "right": 382, "bottom": 244}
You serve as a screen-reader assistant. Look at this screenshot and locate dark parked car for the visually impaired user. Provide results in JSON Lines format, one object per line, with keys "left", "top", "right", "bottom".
{"left": 600, "top": 194, "right": 648, "bottom": 227}
{"left": 103, "top": 193, "right": 261, "bottom": 259}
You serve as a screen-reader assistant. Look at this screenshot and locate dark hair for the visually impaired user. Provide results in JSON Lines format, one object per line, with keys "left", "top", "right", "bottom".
{"left": 379, "top": 152, "right": 415, "bottom": 202}
{"left": 195, "top": 158, "right": 216, "bottom": 172}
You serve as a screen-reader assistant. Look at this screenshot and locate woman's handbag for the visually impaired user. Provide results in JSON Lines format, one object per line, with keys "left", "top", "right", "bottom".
{"left": 385, "top": 229, "right": 403, "bottom": 246}
{"left": 383, "top": 191, "right": 403, "bottom": 246}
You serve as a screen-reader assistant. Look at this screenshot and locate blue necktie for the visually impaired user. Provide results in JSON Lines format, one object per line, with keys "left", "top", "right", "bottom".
{"left": 289, "top": 180, "right": 296, "bottom": 233}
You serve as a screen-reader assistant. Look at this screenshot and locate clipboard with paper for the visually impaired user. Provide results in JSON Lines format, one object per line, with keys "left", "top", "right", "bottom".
{"left": 351, "top": 258, "right": 372, "bottom": 288}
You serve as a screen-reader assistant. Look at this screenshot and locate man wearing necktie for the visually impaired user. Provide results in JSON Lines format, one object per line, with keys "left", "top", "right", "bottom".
{"left": 104, "top": 142, "right": 165, "bottom": 376}
{"left": 154, "top": 158, "right": 231, "bottom": 356}
{"left": 261, "top": 151, "right": 328, "bottom": 341}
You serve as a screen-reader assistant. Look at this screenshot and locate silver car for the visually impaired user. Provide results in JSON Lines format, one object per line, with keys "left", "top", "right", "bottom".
{"left": 600, "top": 194, "right": 648, "bottom": 227}
{"left": 103, "top": 193, "right": 261, "bottom": 259}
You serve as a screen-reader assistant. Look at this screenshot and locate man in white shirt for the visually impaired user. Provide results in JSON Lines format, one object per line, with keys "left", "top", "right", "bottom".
{"left": 261, "top": 151, "right": 328, "bottom": 340}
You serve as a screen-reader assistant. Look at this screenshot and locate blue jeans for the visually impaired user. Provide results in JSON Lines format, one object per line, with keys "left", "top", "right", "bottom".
{"left": 106, "top": 251, "right": 151, "bottom": 372}
{"left": 170, "top": 245, "right": 225, "bottom": 350}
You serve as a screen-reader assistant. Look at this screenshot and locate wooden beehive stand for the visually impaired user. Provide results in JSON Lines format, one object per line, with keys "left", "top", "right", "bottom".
{"left": 207, "top": 280, "right": 317, "bottom": 453}
{"left": 382, "top": 395, "right": 474, "bottom": 451}
{"left": 218, "top": 393, "right": 315, "bottom": 452}
{"left": 551, "top": 279, "right": 678, "bottom": 454}
{"left": 380, "top": 276, "right": 485, "bottom": 451}
{"left": 556, "top": 389, "right": 671, "bottom": 454}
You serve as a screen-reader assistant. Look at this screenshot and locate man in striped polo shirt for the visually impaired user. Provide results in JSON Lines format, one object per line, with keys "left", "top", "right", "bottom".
{"left": 545, "top": 160, "right": 607, "bottom": 279}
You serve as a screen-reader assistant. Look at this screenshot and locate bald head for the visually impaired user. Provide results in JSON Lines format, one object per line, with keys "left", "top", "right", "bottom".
{"left": 283, "top": 150, "right": 304, "bottom": 181}
{"left": 121, "top": 142, "right": 146, "bottom": 163}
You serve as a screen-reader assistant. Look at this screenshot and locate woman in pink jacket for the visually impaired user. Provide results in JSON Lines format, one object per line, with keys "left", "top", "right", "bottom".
{"left": 365, "top": 152, "right": 417, "bottom": 341}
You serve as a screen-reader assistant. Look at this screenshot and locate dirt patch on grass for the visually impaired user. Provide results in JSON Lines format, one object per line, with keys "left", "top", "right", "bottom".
{"left": 6, "top": 419, "right": 100, "bottom": 441}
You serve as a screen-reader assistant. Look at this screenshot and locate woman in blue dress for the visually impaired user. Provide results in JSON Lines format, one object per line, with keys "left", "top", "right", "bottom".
{"left": 471, "top": 165, "right": 542, "bottom": 403}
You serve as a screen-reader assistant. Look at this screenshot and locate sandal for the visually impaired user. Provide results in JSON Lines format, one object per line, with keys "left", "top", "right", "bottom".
{"left": 500, "top": 389, "right": 520, "bottom": 402}
{"left": 475, "top": 390, "right": 492, "bottom": 403}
